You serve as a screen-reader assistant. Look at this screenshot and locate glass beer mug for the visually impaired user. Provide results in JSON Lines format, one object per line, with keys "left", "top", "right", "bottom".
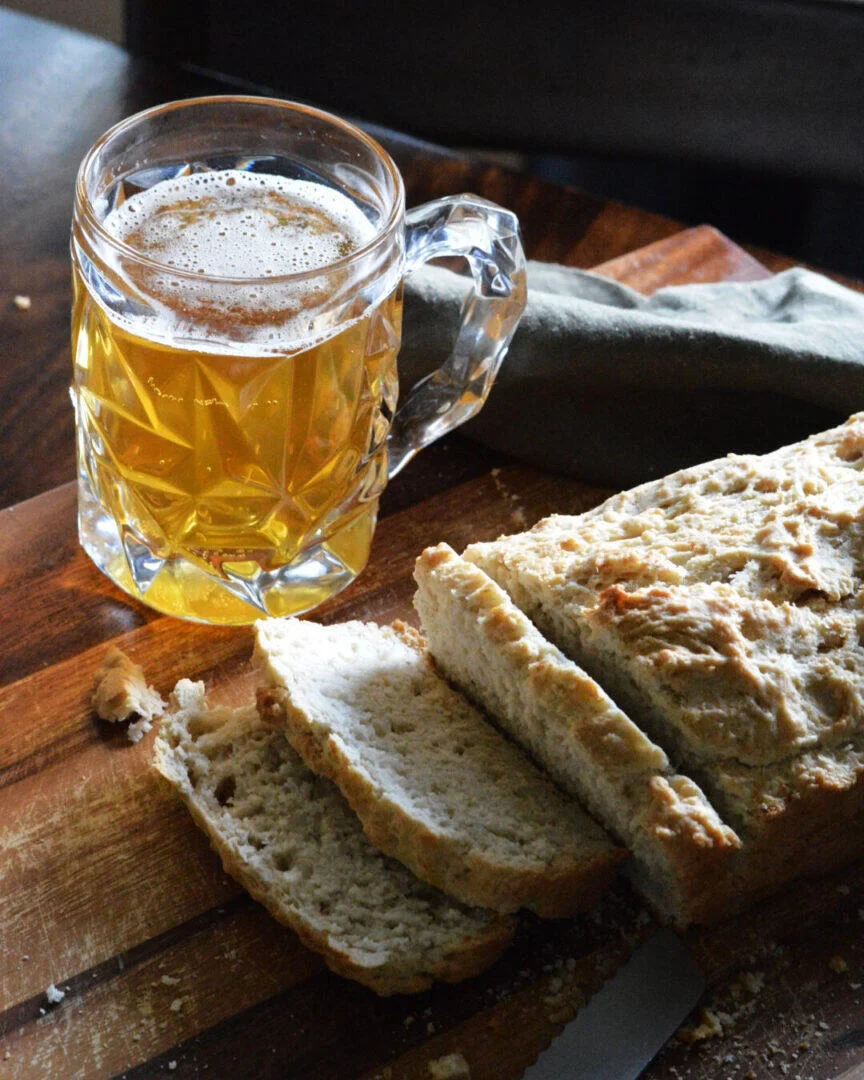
{"left": 71, "top": 96, "right": 526, "bottom": 625}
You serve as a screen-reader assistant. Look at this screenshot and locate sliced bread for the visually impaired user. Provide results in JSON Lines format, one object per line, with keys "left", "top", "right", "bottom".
{"left": 254, "top": 618, "right": 624, "bottom": 917}
{"left": 464, "top": 414, "right": 864, "bottom": 919}
{"left": 153, "top": 679, "right": 514, "bottom": 996}
{"left": 413, "top": 543, "right": 740, "bottom": 926}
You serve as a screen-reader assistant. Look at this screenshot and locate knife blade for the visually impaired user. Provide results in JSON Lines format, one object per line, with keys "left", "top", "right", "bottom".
{"left": 522, "top": 929, "right": 705, "bottom": 1080}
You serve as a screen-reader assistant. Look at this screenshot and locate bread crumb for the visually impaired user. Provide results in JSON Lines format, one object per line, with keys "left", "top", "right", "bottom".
{"left": 427, "top": 1052, "right": 471, "bottom": 1079}
{"left": 160, "top": 975, "right": 180, "bottom": 986}
{"left": 837, "top": 884, "right": 851, "bottom": 895}
{"left": 92, "top": 647, "right": 165, "bottom": 742}
{"left": 13, "top": 295, "right": 31, "bottom": 311}
{"left": 828, "top": 956, "right": 848, "bottom": 973}
{"left": 678, "top": 1007, "right": 724, "bottom": 1044}
{"left": 739, "top": 971, "right": 765, "bottom": 996}
{"left": 677, "top": 967, "right": 767, "bottom": 1045}
{"left": 818, "top": 1020, "right": 830, "bottom": 1031}
{"left": 128, "top": 716, "right": 154, "bottom": 743}
{"left": 45, "top": 984, "right": 65, "bottom": 1005}
{"left": 169, "top": 998, "right": 185, "bottom": 1013}
{"left": 168, "top": 1064, "right": 177, "bottom": 1072}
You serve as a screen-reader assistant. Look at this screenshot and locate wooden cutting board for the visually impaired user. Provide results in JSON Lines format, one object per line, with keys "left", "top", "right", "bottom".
{"left": 1, "top": 227, "right": 862, "bottom": 1080}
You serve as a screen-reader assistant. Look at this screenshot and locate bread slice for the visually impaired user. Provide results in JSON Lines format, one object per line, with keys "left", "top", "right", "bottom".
{"left": 465, "top": 414, "right": 864, "bottom": 919}
{"left": 413, "top": 543, "right": 740, "bottom": 926}
{"left": 254, "top": 619, "right": 624, "bottom": 917}
{"left": 153, "top": 680, "right": 514, "bottom": 996}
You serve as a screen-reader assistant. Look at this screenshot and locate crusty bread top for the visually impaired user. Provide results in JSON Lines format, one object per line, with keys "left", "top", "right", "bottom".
{"left": 153, "top": 680, "right": 513, "bottom": 996}
{"left": 413, "top": 543, "right": 671, "bottom": 781}
{"left": 466, "top": 414, "right": 864, "bottom": 769}
{"left": 254, "top": 617, "right": 622, "bottom": 916}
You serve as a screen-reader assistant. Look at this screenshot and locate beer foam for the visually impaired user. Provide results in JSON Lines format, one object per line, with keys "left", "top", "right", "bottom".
{"left": 93, "top": 169, "right": 399, "bottom": 354}
{"left": 104, "top": 170, "right": 376, "bottom": 279}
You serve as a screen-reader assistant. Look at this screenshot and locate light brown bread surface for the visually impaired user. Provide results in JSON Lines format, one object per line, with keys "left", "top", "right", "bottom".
{"left": 254, "top": 618, "right": 624, "bottom": 917}
{"left": 413, "top": 543, "right": 740, "bottom": 926}
{"left": 93, "top": 646, "right": 165, "bottom": 743}
{"left": 153, "top": 680, "right": 514, "bottom": 996}
{"left": 465, "top": 415, "right": 864, "bottom": 919}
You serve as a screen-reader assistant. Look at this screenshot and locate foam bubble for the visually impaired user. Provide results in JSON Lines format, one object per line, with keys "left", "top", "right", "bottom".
{"left": 104, "top": 170, "right": 376, "bottom": 279}
{"left": 92, "top": 170, "right": 398, "bottom": 355}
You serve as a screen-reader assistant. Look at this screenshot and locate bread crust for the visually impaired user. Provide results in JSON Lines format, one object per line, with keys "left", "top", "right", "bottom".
{"left": 172, "top": 780, "right": 514, "bottom": 994}
{"left": 465, "top": 414, "right": 864, "bottom": 924}
{"left": 257, "top": 684, "right": 623, "bottom": 918}
{"left": 413, "top": 543, "right": 740, "bottom": 927}
{"left": 153, "top": 686, "right": 515, "bottom": 996}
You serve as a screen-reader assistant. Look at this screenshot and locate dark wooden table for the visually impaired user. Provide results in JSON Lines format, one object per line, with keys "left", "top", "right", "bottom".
{"left": 2, "top": 9, "right": 863, "bottom": 1080}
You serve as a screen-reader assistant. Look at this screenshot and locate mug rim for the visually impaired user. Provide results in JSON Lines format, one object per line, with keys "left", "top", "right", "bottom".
{"left": 74, "top": 94, "right": 406, "bottom": 286}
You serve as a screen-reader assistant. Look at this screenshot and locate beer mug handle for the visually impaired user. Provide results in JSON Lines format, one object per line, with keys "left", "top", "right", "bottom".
{"left": 387, "top": 195, "right": 527, "bottom": 478}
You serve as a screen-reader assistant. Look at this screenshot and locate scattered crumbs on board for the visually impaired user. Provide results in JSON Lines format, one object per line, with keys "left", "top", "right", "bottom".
{"left": 489, "top": 468, "right": 528, "bottom": 529}
{"left": 677, "top": 971, "right": 766, "bottom": 1045}
{"left": 427, "top": 1051, "right": 471, "bottom": 1079}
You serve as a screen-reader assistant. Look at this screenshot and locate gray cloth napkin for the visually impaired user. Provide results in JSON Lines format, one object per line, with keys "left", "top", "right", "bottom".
{"left": 400, "top": 262, "right": 864, "bottom": 487}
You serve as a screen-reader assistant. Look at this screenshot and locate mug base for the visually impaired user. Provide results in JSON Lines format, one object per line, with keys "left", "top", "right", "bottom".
{"left": 77, "top": 472, "right": 373, "bottom": 626}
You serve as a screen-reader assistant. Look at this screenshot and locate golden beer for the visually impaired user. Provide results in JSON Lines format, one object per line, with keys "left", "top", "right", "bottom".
{"left": 72, "top": 170, "right": 401, "bottom": 623}
{"left": 72, "top": 97, "right": 526, "bottom": 624}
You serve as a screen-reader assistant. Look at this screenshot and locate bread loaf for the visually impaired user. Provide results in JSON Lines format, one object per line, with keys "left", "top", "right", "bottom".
{"left": 465, "top": 415, "right": 864, "bottom": 921}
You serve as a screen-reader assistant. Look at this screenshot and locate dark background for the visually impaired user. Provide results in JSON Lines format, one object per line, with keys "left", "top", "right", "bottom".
{"left": 125, "top": 0, "right": 864, "bottom": 277}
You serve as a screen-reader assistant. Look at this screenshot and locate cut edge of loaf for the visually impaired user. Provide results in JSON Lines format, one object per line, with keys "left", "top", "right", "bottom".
{"left": 153, "top": 679, "right": 515, "bottom": 996}
{"left": 413, "top": 543, "right": 741, "bottom": 927}
{"left": 463, "top": 544, "right": 864, "bottom": 919}
{"left": 254, "top": 617, "right": 624, "bottom": 918}
{"left": 256, "top": 679, "right": 623, "bottom": 919}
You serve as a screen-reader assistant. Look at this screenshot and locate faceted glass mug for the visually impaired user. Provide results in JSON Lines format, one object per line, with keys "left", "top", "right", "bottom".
{"left": 71, "top": 96, "right": 526, "bottom": 625}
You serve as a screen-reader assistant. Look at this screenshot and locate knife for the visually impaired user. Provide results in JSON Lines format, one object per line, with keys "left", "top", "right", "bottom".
{"left": 522, "top": 929, "right": 705, "bottom": 1080}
